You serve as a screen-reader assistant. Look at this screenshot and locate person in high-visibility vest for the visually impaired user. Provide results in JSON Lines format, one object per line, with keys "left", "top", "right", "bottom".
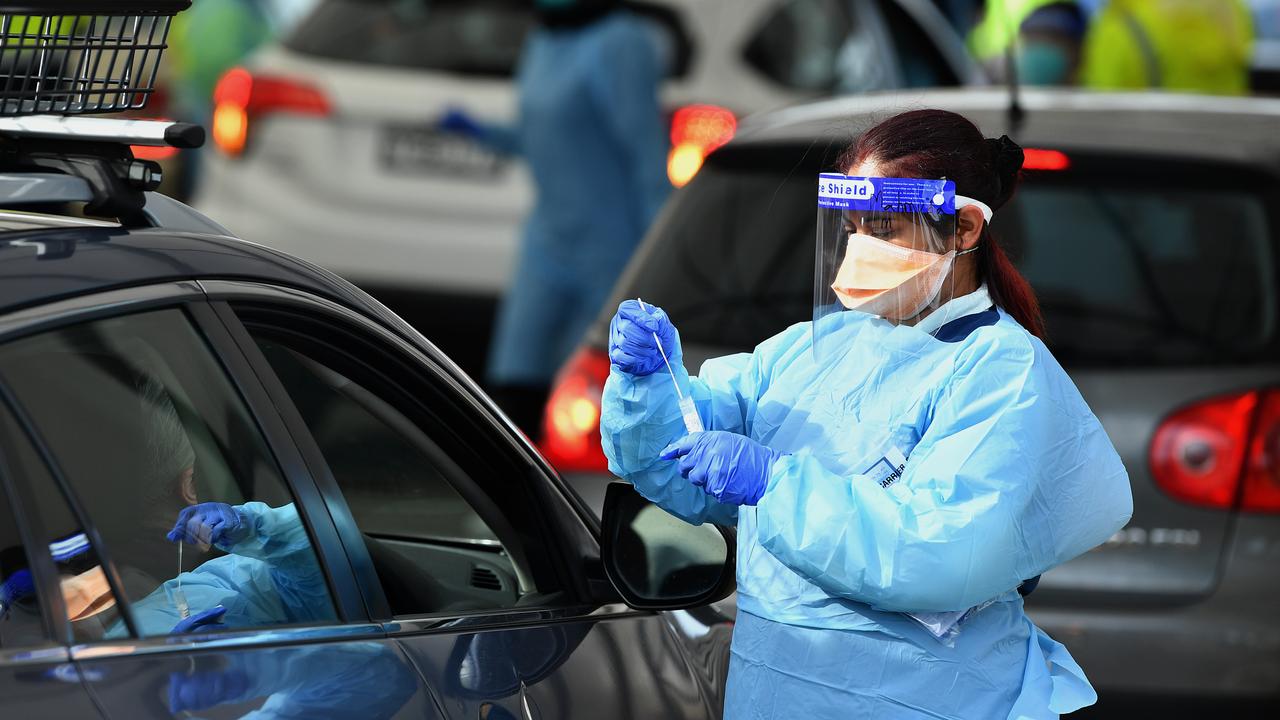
{"left": 969, "top": 0, "right": 1088, "bottom": 85}
{"left": 1078, "top": 0, "right": 1254, "bottom": 95}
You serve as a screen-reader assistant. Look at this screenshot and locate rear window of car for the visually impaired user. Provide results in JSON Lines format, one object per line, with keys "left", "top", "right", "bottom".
{"left": 617, "top": 146, "right": 1280, "bottom": 367}
{"left": 285, "top": 0, "right": 534, "bottom": 77}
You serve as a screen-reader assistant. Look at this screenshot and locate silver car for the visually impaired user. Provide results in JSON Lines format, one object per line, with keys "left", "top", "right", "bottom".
{"left": 193, "top": 0, "right": 983, "bottom": 373}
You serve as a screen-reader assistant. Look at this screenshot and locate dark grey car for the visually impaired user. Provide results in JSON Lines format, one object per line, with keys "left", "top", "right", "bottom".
{"left": 542, "top": 88, "right": 1280, "bottom": 704}
{"left": 0, "top": 4, "right": 740, "bottom": 715}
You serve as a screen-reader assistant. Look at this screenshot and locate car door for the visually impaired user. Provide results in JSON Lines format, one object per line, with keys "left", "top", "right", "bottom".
{"left": 0, "top": 285, "right": 441, "bottom": 720}
{"left": 205, "top": 280, "right": 729, "bottom": 720}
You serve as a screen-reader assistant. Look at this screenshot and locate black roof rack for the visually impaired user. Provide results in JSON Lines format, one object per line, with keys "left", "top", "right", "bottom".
{"left": 0, "top": 2, "right": 190, "bottom": 117}
{"left": 0, "top": 3, "right": 190, "bottom": 14}
{"left": 0, "top": 1, "right": 199, "bottom": 224}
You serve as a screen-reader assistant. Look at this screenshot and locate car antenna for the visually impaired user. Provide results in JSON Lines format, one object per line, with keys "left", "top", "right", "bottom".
{"left": 1004, "top": 43, "right": 1026, "bottom": 136}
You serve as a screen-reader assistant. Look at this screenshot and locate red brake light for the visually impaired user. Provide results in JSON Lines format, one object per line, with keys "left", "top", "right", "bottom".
{"left": 131, "top": 117, "right": 178, "bottom": 161}
{"left": 211, "top": 67, "right": 330, "bottom": 156}
{"left": 1022, "top": 148, "right": 1071, "bottom": 171}
{"left": 1150, "top": 391, "right": 1265, "bottom": 510}
{"left": 539, "top": 347, "right": 611, "bottom": 473}
{"left": 1242, "top": 391, "right": 1280, "bottom": 512}
{"left": 130, "top": 144, "right": 178, "bottom": 161}
{"left": 667, "top": 104, "right": 736, "bottom": 188}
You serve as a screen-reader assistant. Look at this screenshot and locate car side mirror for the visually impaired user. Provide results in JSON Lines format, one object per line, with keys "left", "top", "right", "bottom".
{"left": 599, "top": 482, "right": 735, "bottom": 611}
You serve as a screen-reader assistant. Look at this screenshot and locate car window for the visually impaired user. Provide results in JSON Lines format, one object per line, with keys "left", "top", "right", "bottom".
{"left": 0, "top": 468, "right": 47, "bottom": 648}
{"left": 286, "top": 0, "right": 534, "bottom": 77}
{"left": 0, "top": 408, "right": 118, "bottom": 644}
{"left": 873, "top": 0, "right": 960, "bottom": 87}
{"left": 0, "top": 309, "right": 338, "bottom": 640}
{"left": 621, "top": 147, "right": 822, "bottom": 351}
{"left": 991, "top": 179, "right": 1277, "bottom": 365}
{"left": 744, "top": 0, "right": 873, "bottom": 92}
{"left": 619, "top": 147, "right": 1280, "bottom": 366}
{"left": 245, "top": 327, "right": 542, "bottom": 616}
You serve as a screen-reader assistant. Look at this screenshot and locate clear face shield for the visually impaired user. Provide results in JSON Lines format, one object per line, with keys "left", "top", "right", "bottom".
{"left": 814, "top": 175, "right": 990, "bottom": 359}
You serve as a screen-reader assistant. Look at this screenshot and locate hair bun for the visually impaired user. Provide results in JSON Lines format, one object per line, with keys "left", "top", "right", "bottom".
{"left": 985, "top": 135, "right": 1024, "bottom": 206}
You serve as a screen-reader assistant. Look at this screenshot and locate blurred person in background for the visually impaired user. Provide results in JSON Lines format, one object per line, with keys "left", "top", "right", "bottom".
{"left": 438, "top": 0, "right": 670, "bottom": 437}
{"left": 1078, "top": 0, "right": 1255, "bottom": 94}
{"left": 166, "top": 0, "right": 318, "bottom": 199}
{"left": 969, "top": 0, "right": 1089, "bottom": 85}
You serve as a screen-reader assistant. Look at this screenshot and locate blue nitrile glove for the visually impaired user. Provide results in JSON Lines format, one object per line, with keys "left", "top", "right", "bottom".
{"left": 660, "top": 431, "right": 784, "bottom": 506}
{"left": 166, "top": 503, "right": 251, "bottom": 548}
{"left": 171, "top": 605, "right": 229, "bottom": 634}
{"left": 0, "top": 569, "right": 35, "bottom": 612}
{"left": 168, "top": 668, "right": 251, "bottom": 714}
{"left": 439, "top": 107, "right": 483, "bottom": 138}
{"left": 609, "top": 299, "right": 681, "bottom": 376}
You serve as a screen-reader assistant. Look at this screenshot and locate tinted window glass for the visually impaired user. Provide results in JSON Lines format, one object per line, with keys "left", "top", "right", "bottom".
{"left": 0, "top": 466, "right": 46, "bottom": 647}
{"left": 619, "top": 148, "right": 1279, "bottom": 365}
{"left": 0, "top": 409, "right": 117, "bottom": 643}
{"left": 0, "top": 309, "right": 337, "bottom": 639}
{"left": 874, "top": 0, "right": 960, "bottom": 87}
{"left": 744, "top": 0, "right": 865, "bottom": 92}
{"left": 287, "top": 0, "right": 533, "bottom": 77}
{"left": 620, "top": 147, "right": 825, "bottom": 350}
{"left": 251, "top": 335, "right": 528, "bottom": 616}
{"left": 993, "top": 181, "right": 1276, "bottom": 365}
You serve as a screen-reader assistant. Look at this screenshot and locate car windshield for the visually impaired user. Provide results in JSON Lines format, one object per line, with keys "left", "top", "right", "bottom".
{"left": 285, "top": 0, "right": 533, "bottom": 77}
{"left": 618, "top": 147, "right": 1280, "bottom": 367}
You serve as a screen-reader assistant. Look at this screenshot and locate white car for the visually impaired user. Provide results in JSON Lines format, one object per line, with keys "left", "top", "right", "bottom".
{"left": 194, "top": 0, "right": 983, "bottom": 374}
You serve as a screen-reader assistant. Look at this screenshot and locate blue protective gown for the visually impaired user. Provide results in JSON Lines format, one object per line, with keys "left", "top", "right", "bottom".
{"left": 601, "top": 308, "right": 1133, "bottom": 719}
{"left": 481, "top": 11, "right": 671, "bottom": 386}
{"left": 111, "top": 502, "right": 335, "bottom": 637}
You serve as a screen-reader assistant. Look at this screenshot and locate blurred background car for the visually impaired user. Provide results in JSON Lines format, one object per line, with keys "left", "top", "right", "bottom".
{"left": 542, "top": 87, "right": 1280, "bottom": 712}
{"left": 191, "top": 0, "right": 985, "bottom": 378}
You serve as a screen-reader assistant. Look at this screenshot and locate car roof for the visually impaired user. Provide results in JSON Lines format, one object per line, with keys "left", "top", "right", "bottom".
{"left": 0, "top": 225, "right": 377, "bottom": 317}
{"left": 732, "top": 88, "right": 1280, "bottom": 169}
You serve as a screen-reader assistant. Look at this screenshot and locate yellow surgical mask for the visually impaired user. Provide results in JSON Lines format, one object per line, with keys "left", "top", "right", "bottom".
{"left": 61, "top": 566, "right": 116, "bottom": 622}
{"left": 830, "top": 233, "right": 959, "bottom": 319}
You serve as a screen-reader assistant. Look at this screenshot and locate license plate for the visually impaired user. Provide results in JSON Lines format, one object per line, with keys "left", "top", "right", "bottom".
{"left": 380, "top": 125, "right": 503, "bottom": 177}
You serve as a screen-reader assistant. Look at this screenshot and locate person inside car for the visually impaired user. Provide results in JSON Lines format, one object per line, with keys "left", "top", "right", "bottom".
{"left": 101, "top": 374, "right": 334, "bottom": 637}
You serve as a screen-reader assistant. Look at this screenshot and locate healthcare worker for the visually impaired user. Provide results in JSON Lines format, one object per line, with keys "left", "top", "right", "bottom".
{"left": 439, "top": 0, "right": 670, "bottom": 435}
{"left": 601, "top": 109, "right": 1133, "bottom": 719}
{"left": 968, "top": 0, "right": 1088, "bottom": 85}
{"left": 1078, "top": 0, "right": 1254, "bottom": 95}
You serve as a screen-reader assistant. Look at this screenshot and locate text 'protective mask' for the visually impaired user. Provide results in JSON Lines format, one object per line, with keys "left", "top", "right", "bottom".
{"left": 813, "top": 174, "right": 990, "bottom": 360}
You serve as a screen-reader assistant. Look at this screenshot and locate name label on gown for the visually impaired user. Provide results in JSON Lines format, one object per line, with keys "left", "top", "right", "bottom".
{"left": 865, "top": 445, "right": 908, "bottom": 490}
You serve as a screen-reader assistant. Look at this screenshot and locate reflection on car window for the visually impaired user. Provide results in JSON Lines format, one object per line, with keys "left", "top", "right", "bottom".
{"left": 0, "top": 473, "right": 46, "bottom": 648}
{"left": 0, "top": 309, "right": 337, "bottom": 640}
{"left": 287, "top": 0, "right": 533, "bottom": 77}
{"left": 251, "top": 337, "right": 524, "bottom": 616}
{"left": 0, "top": 409, "right": 123, "bottom": 642}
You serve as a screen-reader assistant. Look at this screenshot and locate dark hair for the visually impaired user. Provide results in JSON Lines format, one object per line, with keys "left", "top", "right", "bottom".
{"left": 840, "top": 109, "right": 1046, "bottom": 340}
